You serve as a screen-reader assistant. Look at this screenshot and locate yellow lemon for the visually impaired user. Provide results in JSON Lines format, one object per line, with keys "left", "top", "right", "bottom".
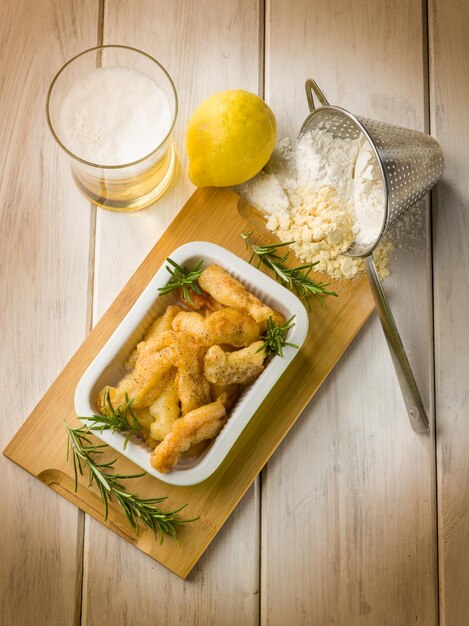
{"left": 186, "top": 89, "right": 276, "bottom": 187}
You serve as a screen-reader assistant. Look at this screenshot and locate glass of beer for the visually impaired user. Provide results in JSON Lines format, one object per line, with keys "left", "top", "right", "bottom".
{"left": 46, "top": 45, "right": 177, "bottom": 212}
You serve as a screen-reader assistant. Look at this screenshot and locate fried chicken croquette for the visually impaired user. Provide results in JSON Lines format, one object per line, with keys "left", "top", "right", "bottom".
{"left": 146, "top": 305, "right": 184, "bottom": 337}
{"left": 101, "top": 343, "right": 176, "bottom": 410}
{"left": 204, "top": 342, "right": 266, "bottom": 385}
{"left": 148, "top": 372, "right": 181, "bottom": 441}
{"left": 126, "top": 306, "right": 182, "bottom": 369}
{"left": 142, "top": 431, "right": 159, "bottom": 450}
{"left": 131, "top": 330, "right": 175, "bottom": 364}
{"left": 172, "top": 333, "right": 211, "bottom": 415}
{"left": 210, "top": 382, "right": 240, "bottom": 410}
{"left": 172, "top": 307, "right": 263, "bottom": 347}
{"left": 150, "top": 397, "right": 227, "bottom": 473}
{"left": 133, "top": 406, "right": 157, "bottom": 431}
{"left": 198, "top": 264, "right": 285, "bottom": 324}
{"left": 179, "top": 287, "right": 224, "bottom": 312}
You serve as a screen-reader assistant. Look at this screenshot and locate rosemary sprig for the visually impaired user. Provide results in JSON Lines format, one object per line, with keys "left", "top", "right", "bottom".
{"left": 242, "top": 233, "right": 338, "bottom": 310}
{"left": 65, "top": 422, "right": 196, "bottom": 543}
{"left": 257, "top": 315, "right": 299, "bottom": 357}
{"left": 158, "top": 257, "right": 204, "bottom": 304}
{"left": 85, "top": 388, "right": 141, "bottom": 449}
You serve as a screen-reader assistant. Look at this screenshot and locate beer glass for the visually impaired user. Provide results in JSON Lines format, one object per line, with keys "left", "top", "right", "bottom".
{"left": 47, "top": 45, "right": 178, "bottom": 212}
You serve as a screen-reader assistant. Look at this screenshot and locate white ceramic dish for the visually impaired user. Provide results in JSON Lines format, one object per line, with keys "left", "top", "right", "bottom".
{"left": 74, "top": 242, "right": 309, "bottom": 486}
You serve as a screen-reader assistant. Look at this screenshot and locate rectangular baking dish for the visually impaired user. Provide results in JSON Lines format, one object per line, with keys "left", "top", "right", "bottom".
{"left": 74, "top": 241, "right": 309, "bottom": 486}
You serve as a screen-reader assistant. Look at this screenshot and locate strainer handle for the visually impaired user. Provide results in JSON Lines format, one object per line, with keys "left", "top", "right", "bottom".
{"left": 365, "top": 256, "right": 429, "bottom": 434}
{"left": 305, "top": 79, "right": 330, "bottom": 112}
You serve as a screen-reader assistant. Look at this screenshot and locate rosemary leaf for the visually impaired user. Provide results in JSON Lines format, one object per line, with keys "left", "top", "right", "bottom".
{"left": 257, "top": 315, "right": 299, "bottom": 357}
{"left": 85, "top": 388, "right": 141, "bottom": 449}
{"left": 65, "top": 422, "right": 197, "bottom": 541}
{"left": 158, "top": 257, "right": 205, "bottom": 304}
{"left": 242, "top": 233, "right": 338, "bottom": 310}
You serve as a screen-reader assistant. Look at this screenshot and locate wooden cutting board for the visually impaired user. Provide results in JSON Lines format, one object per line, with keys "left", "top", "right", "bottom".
{"left": 3, "top": 187, "right": 374, "bottom": 579}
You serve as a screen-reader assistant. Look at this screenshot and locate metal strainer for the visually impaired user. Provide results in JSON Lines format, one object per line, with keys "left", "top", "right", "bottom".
{"left": 300, "top": 79, "right": 444, "bottom": 433}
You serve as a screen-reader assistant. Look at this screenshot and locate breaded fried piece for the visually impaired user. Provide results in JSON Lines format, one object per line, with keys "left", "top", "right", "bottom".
{"left": 149, "top": 372, "right": 181, "bottom": 440}
{"left": 146, "top": 305, "right": 184, "bottom": 337}
{"left": 101, "top": 344, "right": 176, "bottom": 410}
{"left": 198, "top": 264, "right": 285, "bottom": 324}
{"left": 141, "top": 329, "right": 175, "bottom": 357}
{"left": 150, "top": 397, "right": 227, "bottom": 473}
{"left": 179, "top": 287, "right": 224, "bottom": 312}
{"left": 142, "top": 431, "right": 159, "bottom": 450}
{"left": 210, "top": 382, "right": 240, "bottom": 410}
{"left": 133, "top": 407, "right": 155, "bottom": 431}
{"left": 204, "top": 342, "right": 266, "bottom": 385}
{"left": 131, "top": 330, "right": 175, "bottom": 363}
{"left": 172, "top": 307, "right": 263, "bottom": 347}
{"left": 126, "top": 306, "right": 182, "bottom": 369}
{"left": 128, "top": 369, "right": 179, "bottom": 441}
{"left": 173, "top": 333, "right": 210, "bottom": 414}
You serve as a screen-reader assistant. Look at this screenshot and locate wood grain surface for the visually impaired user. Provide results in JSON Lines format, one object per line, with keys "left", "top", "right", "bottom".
{"left": 429, "top": 1, "right": 469, "bottom": 624}
{"left": 0, "top": 1, "right": 98, "bottom": 625}
{"left": 261, "top": 1, "right": 438, "bottom": 625}
{"left": 1, "top": 0, "right": 467, "bottom": 624}
{"left": 87, "top": 1, "right": 263, "bottom": 623}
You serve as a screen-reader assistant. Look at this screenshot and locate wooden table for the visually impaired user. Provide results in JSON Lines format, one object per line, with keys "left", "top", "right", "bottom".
{"left": 1, "top": 1, "right": 467, "bottom": 624}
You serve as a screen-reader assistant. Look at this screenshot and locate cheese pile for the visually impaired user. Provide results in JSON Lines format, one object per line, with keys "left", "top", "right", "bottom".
{"left": 238, "top": 134, "right": 392, "bottom": 280}
{"left": 266, "top": 185, "right": 391, "bottom": 279}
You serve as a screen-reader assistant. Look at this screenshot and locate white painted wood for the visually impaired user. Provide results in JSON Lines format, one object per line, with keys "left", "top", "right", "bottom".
{"left": 82, "top": 1, "right": 261, "bottom": 624}
{"left": 429, "top": 1, "right": 469, "bottom": 624}
{"left": 261, "top": 1, "right": 437, "bottom": 624}
{"left": 0, "top": 1, "right": 98, "bottom": 624}
{"left": 83, "top": 483, "right": 260, "bottom": 624}
{"left": 5, "top": 2, "right": 464, "bottom": 623}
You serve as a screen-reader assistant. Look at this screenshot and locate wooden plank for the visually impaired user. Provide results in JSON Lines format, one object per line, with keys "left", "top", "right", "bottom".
{"left": 82, "top": 483, "right": 260, "bottom": 625}
{"left": 0, "top": 1, "right": 98, "bottom": 625}
{"left": 4, "top": 186, "right": 376, "bottom": 579}
{"left": 261, "top": 1, "right": 438, "bottom": 624}
{"left": 429, "top": 1, "right": 469, "bottom": 624}
{"left": 83, "top": 1, "right": 262, "bottom": 623}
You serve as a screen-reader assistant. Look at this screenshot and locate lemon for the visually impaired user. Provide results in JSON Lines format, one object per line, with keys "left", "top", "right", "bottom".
{"left": 186, "top": 89, "right": 276, "bottom": 187}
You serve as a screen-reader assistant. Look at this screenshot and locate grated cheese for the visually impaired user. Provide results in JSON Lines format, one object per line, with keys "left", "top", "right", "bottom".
{"left": 238, "top": 131, "right": 392, "bottom": 280}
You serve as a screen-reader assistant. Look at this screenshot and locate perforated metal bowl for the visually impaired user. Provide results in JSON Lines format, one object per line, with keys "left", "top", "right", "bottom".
{"left": 300, "top": 81, "right": 444, "bottom": 257}
{"left": 299, "top": 79, "right": 444, "bottom": 434}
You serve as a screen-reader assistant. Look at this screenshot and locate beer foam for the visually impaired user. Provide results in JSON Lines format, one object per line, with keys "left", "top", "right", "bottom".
{"left": 56, "top": 66, "right": 173, "bottom": 166}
